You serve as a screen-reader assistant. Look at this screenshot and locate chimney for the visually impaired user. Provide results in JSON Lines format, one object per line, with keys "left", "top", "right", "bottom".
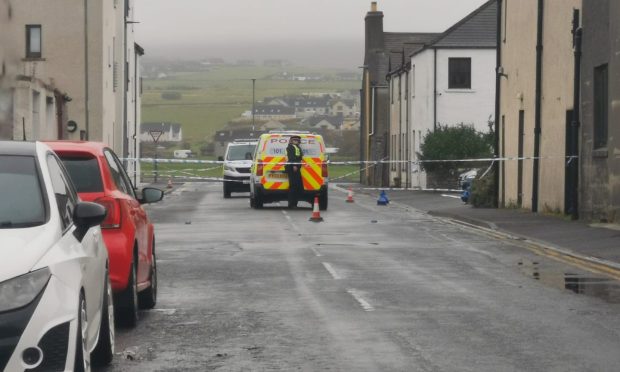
{"left": 365, "top": 2, "right": 384, "bottom": 55}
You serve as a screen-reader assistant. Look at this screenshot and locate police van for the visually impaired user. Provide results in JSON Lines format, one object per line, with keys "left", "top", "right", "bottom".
{"left": 221, "top": 139, "right": 258, "bottom": 198}
{"left": 249, "top": 131, "right": 328, "bottom": 210}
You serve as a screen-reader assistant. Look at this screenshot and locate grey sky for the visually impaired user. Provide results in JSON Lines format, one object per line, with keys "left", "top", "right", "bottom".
{"left": 134, "top": 0, "right": 489, "bottom": 67}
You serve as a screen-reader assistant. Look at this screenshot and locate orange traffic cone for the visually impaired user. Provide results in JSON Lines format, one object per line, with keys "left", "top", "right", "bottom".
{"left": 167, "top": 177, "right": 173, "bottom": 189}
{"left": 346, "top": 187, "right": 354, "bottom": 203}
{"left": 309, "top": 195, "right": 324, "bottom": 222}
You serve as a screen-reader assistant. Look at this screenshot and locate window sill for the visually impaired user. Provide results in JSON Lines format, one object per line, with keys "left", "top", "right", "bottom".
{"left": 22, "top": 57, "right": 46, "bottom": 62}
{"left": 592, "top": 148, "right": 608, "bottom": 158}
{"left": 444, "top": 89, "right": 475, "bottom": 94}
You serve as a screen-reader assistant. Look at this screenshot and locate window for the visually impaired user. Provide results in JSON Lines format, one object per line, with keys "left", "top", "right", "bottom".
{"left": 61, "top": 156, "right": 104, "bottom": 193}
{"left": 448, "top": 58, "right": 471, "bottom": 89}
{"left": 104, "top": 149, "right": 136, "bottom": 198}
{"left": 47, "top": 154, "right": 78, "bottom": 231}
{"left": 0, "top": 155, "right": 46, "bottom": 228}
{"left": 26, "top": 25, "right": 42, "bottom": 58}
{"left": 593, "top": 64, "right": 608, "bottom": 149}
{"left": 105, "top": 149, "right": 131, "bottom": 195}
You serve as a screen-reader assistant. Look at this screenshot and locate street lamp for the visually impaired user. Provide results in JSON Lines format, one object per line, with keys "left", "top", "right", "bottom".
{"left": 251, "top": 78, "right": 256, "bottom": 133}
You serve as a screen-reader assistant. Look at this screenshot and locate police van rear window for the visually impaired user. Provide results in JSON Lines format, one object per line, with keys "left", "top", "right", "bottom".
{"left": 264, "top": 137, "right": 322, "bottom": 157}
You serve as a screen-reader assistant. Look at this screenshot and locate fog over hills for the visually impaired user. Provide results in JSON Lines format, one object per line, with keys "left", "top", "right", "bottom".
{"left": 140, "top": 39, "right": 363, "bottom": 69}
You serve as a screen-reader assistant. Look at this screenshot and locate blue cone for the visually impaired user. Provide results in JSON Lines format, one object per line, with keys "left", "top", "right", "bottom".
{"left": 377, "top": 190, "right": 390, "bottom": 205}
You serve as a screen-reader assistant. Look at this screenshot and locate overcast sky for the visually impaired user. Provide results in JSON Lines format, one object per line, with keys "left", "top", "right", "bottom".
{"left": 134, "top": 0, "right": 489, "bottom": 67}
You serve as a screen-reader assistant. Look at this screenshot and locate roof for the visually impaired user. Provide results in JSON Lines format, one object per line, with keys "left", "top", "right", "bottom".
{"left": 135, "top": 43, "right": 145, "bottom": 56}
{"left": 44, "top": 141, "right": 108, "bottom": 155}
{"left": 0, "top": 141, "right": 37, "bottom": 156}
{"left": 215, "top": 129, "right": 262, "bottom": 143}
{"left": 304, "top": 115, "right": 345, "bottom": 128}
{"left": 141, "top": 122, "right": 182, "bottom": 134}
{"left": 254, "top": 105, "right": 296, "bottom": 115}
{"left": 282, "top": 96, "right": 331, "bottom": 108}
{"left": 372, "top": 33, "right": 440, "bottom": 81}
{"left": 421, "top": 0, "right": 497, "bottom": 51}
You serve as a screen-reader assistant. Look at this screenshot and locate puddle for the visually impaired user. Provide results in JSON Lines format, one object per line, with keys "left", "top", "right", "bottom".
{"left": 518, "top": 259, "right": 620, "bottom": 304}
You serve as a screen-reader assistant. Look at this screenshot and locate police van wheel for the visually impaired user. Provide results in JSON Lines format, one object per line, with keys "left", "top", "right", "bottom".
{"left": 255, "top": 190, "right": 264, "bottom": 209}
{"left": 223, "top": 183, "right": 231, "bottom": 199}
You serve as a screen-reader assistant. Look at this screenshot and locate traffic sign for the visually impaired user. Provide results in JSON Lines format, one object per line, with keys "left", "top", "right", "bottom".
{"left": 149, "top": 130, "right": 163, "bottom": 143}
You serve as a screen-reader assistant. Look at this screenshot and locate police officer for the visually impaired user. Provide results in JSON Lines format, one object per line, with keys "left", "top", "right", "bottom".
{"left": 286, "top": 135, "right": 304, "bottom": 208}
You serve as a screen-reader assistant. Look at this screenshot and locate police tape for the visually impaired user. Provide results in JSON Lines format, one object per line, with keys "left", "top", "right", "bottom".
{"left": 123, "top": 155, "right": 578, "bottom": 166}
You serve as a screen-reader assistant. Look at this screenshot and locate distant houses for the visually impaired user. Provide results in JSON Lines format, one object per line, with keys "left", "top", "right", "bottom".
{"left": 140, "top": 122, "right": 183, "bottom": 143}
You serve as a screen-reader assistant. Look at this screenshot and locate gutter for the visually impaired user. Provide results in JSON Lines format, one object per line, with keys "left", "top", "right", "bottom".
{"left": 433, "top": 48, "right": 437, "bottom": 131}
{"left": 83, "top": 0, "right": 89, "bottom": 139}
{"left": 494, "top": 0, "right": 502, "bottom": 208}
{"left": 570, "top": 9, "right": 582, "bottom": 220}
{"left": 532, "top": 0, "right": 544, "bottom": 213}
{"left": 123, "top": 0, "right": 129, "bottom": 163}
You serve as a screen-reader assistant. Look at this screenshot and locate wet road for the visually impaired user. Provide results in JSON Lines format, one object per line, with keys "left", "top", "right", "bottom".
{"left": 103, "top": 183, "right": 620, "bottom": 372}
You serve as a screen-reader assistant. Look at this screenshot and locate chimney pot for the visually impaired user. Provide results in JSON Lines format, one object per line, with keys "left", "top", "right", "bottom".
{"left": 371, "top": 2, "right": 377, "bottom": 12}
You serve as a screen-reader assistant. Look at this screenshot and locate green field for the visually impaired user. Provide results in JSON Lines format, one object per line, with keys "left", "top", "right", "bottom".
{"left": 142, "top": 65, "right": 361, "bottom": 147}
{"left": 139, "top": 160, "right": 360, "bottom": 183}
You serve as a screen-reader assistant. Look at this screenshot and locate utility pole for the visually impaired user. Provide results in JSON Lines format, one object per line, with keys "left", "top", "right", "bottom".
{"left": 251, "top": 78, "right": 256, "bottom": 132}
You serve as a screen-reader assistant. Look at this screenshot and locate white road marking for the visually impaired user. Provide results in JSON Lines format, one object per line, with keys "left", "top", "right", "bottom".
{"left": 347, "top": 289, "right": 375, "bottom": 312}
{"left": 149, "top": 308, "right": 177, "bottom": 315}
{"left": 282, "top": 210, "right": 301, "bottom": 233}
{"left": 311, "top": 247, "right": 323, "bottom": 257}
{"left": 322, "top": 262, "right": 342, "bottom": 280}
{"left": 441, "top": 194, "right": 461, "bottom": 199}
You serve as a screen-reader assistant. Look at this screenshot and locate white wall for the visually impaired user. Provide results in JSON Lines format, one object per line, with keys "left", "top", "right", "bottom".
{"left": 408, "top": 48, "right": 496, "bottom": 189}
{"left": 435, "top": 48, "right": 496, "bottom": 133}
{"left": 410, "top": 49, "right": 435, "bottom": 188}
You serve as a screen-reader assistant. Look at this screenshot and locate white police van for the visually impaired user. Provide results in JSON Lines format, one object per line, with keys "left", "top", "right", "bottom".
{"left": 221, "top": 139, "right": 258, "bottom": 198}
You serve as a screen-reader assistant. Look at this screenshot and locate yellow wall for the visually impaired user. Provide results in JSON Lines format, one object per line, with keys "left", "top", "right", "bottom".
{"left": 500, "top": 0, "right": 580, "bottom": 212}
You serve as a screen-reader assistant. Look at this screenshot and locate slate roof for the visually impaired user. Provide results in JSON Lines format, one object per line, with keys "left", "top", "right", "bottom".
{"left": 370, "top": 33, "right": 440, "bottom": 82}
{"left": 253, "top": 105, "right": 296, "bottom": 115}
{"left": 422, "top": 0, "right": 497, "bottom": 51}
{"left": 304, "top": 115, "right": 345, "bottom": 129}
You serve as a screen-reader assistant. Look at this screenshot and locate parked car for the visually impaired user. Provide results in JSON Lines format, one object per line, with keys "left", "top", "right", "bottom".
{"left": 220, "top": 139, "right": 258, "bottom": 198}
{"left": 0, "top": 141, "right": 114, "bottom": 371}
{"left": 46, "top": 141, "right": 163, "bottom": 327}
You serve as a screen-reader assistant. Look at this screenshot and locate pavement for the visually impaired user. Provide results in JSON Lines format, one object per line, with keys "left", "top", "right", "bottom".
{"left": 340, "top": 184, "right": 620, "bottom": 278}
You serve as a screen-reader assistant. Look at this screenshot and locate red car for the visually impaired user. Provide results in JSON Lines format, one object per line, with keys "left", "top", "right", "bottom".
{"left": 46, "top": 141, "right": 163, "bottom": 327}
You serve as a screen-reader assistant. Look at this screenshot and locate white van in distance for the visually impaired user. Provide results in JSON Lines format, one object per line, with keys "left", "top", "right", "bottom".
{"left": 173, "top": 149, "right": 192, "bottom": 159}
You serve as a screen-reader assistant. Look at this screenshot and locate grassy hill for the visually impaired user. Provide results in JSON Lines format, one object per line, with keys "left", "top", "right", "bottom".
{"left": 141, "top": 65, "right": 361, "bottom": 148}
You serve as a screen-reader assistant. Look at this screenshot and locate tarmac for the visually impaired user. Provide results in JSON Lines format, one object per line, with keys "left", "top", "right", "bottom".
{"left": 146, "top": 180, "right": 620, "bottom": 280}
{"left": 343, "top": 184, "right": 620, "bottom": 279}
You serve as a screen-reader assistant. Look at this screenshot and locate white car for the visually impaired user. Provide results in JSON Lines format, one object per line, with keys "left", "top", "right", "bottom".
{"left": 0, "top": 141, "right": 114, "bottom": 371}
{"left": 221, "top": 139, "right": 257, "bottom": 198}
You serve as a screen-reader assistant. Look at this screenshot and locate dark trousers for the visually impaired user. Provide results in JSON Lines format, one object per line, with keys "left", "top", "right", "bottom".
{"left": 288, "top": 168, "right": 303, "bottom": 205}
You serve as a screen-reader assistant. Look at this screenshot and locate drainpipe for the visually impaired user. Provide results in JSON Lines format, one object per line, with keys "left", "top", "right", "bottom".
{"left": 406, "top": 69, "right": 410, "bottom": 188}
{"left": 433, "top": 48, "right": 437, "bottom": 131}
{"left": 532, "top": 0, "right": 544, "bottom": 213}
{"left": 83, "top": 0, "right": 89, "bottom": 140}
{"left": 123, "top": 0, "right": 129, "bottom": 164}
{"left": 370, "top": 87, "right": 376, "bottom": 138}
{"left": 134, "top": 48, "right": 139, "bottom": 185}
{"left": 365, "top": 69, "right": 371, "bottom": 184}
{"left": 494, "top": 0, "right": 502, "bottom": 208}
{"left": 570, "top": 9, "right": 582, "bottom": 220}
